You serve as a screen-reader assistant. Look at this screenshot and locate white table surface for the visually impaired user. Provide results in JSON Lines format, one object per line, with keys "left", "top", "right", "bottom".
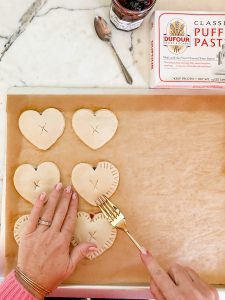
{"left": 0, "top": 0, "right": 225, "bottom": 298}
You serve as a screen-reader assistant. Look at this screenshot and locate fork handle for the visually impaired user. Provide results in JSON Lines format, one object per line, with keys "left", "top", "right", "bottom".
{"left": 124, "top": 230, "right": 143, "bottom": 251}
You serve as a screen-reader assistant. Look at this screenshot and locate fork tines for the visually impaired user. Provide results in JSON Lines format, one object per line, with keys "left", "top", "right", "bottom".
{"left": 96, "top": 195, "right": 143, "bottom": 251}
{"left": 95, "top": 194, "right": 107, "bottom": 205}
{"left": 95, "top": 195, "right": 119, "bottom": 221}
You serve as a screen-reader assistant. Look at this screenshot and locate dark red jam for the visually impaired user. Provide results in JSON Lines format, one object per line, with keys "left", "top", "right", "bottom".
{"left": 119, "top": 0, "right": 153, "bottom": 11}
{"left": 110, "top": 0, "right": 156, "bottom": 31}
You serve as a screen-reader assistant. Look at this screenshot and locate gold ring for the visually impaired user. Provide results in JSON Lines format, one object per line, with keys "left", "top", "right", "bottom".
{"left": 38, "top": 218, "right": 52, "bottom": 227}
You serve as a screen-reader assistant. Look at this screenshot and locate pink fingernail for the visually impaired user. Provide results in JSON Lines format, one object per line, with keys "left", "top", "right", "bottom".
{"left": 72, "top": 192, "right": 78, "bottom": 200}
{"left": 39, "top": 192, "right": 46, "bottom": 202}
{"left": 65, "top": 185, "right": 72, "bottom": 194}
{"left": 140, "top": 247, "right": 151, "bottom": 256}
{"left": 140, "top": 247, "right": 147, "bottom": 255}
{"left": 55, "top": 182, "right": 62, "bottom": 192}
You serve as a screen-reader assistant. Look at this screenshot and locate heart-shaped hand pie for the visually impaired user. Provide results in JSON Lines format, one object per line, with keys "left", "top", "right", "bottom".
{"left": 72, "top": 212, "right": 117, "bottom": 260}
{"left": 14, "top": 162, "right": 60, "bottom": 204}
{"left": 19, "top": 108, "right": 65, "bottom": 150}
{"left": 71, "top": 161, "right": 119, "bottom": 206}
{"left": 14, "top": 215, "right": 29, "bottom": 244}
{"left": 72, "top": 109, "right": 118, "bottom": 150}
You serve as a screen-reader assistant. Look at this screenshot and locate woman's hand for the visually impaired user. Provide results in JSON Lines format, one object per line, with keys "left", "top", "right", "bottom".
{"left": 17, "top": 183, "right": 97, "bottom": 299}
{"left": 140, "top": 250, "right": 219, "bottom": 300}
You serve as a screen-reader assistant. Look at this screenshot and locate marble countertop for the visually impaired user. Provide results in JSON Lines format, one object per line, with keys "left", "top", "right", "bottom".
{"left": 0, "top": 0, "right": 225, "bottom": 204}
{"left": 0, "top": 0, "right": 225, "bottom": 297}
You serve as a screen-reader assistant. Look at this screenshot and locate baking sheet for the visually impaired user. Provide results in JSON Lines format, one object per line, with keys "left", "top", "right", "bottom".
{"left": 5, "top": 94, "right": 225, "bottom": 285}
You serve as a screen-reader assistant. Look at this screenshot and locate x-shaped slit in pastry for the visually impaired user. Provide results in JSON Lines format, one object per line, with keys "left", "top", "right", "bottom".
{"left": 39, "top": 123, "right": 48, "bottom": 134}
{"left": 89, "top": 179, "right": 99, "bottom": 191}
{"left": 33, "top": 181, "right": 40, "bottom": 190}
{"left": 91, "top": 124, "right": 99, "bottom": 135}
{"left": 88, "top": 231, "right": 97, "bottom": 242}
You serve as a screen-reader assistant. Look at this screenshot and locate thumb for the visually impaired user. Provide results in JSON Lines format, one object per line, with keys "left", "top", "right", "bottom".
{"left": 70, "top": 242, "right": 97, "bottom": 267}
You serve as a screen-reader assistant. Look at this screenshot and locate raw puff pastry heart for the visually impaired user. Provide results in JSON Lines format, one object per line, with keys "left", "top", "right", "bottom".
{"left": 14, "top": 162, "right": 60, "bottom": 204}
{"left": 19, "top": 108, "right": 65, "bottom": 150}
{"left": 72, "top": 109, "right": 118, "bottom": 150}
{"left": 71, "top": 161, "right": 119, "bottom": 206}
{"left": 72, "top": 212, "right": 117, "bottom": 260}
{"left": 14, "top": 215, "right": 29, "bottom": 244}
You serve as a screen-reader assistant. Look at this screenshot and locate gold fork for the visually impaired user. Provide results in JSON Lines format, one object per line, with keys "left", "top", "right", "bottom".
{"left": 96, "top": 195, "right": 143, "bottom": 251}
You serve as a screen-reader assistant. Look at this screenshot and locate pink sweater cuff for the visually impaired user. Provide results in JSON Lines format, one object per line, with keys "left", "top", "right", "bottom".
{"left": 0, "top": 270, "right": 38, "bottom": 300}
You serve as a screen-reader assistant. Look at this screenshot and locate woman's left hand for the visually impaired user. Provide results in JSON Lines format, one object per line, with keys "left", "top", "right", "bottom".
{"left": 17, "top": 183, "right": 97, "bottom": 298}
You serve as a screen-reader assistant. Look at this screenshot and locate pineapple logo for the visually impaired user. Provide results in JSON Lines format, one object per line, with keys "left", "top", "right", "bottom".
{"left": 163, "top": 19, "right": 191, "bottom": 54}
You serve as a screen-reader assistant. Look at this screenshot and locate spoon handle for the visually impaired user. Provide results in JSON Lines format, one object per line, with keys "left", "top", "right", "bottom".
{"left": 109, "top": 42, "right": 133, "bottom": 85}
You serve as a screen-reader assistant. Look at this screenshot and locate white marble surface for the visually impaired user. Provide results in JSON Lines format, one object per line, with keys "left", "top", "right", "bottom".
{"left": 0, "top": 0, "right": 225, "bottom": 203}
{"left": 0, "top": 0, "right": 225, "bottom": 296}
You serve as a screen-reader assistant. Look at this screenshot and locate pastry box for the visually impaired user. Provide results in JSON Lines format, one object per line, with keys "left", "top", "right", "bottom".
{"left": 150, "top": 11, "right": 225, "bottom": 89}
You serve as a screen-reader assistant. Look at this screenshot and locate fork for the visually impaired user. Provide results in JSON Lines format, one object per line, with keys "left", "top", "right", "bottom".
{"left": 96, "top": 195, "right": 143, "bottom": 251}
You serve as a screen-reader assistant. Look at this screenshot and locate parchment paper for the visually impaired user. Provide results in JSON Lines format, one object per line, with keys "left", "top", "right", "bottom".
{"left": 5, "top": 94, "right": 225, "bottom": 285}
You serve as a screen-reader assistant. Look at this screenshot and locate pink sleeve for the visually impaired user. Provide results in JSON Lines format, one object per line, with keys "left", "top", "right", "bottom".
{"left": 0, "top": 270, "right": 38, "bottom": 300}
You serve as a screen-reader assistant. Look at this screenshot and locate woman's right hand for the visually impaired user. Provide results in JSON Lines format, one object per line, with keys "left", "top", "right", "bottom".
{"left": 140, "top": 250, "right": 219, "bottom": 300}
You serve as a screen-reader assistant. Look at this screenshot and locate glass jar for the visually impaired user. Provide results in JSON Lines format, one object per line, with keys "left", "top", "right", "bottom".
{"left": 110, "top": 0, "right": 156, "bottom": 31}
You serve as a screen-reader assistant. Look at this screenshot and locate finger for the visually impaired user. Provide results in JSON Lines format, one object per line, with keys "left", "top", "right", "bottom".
{"left": 51, "top": 185, "right": 73, "bottom": 232}
{"left": 186, "top": 268, "right": 219, "bottom": 300}
{"left": 185, "top": 267, "right": 202, "bottom": 283}
{"left": 61, "top": 192, "right": 78, "bottom": 241}
{"left": 37, "top": 183, "right": 62, "bottom": 231}
{"left": 70, "top": 243, "right": 98, "bottom": 268}
{"left": 140, "top": 250, "right": 176, "bottom": 299}
{"left": 150, "top": 280, "right": 166, "bottom": 300}
{"left": 24, "top": 192, "right": 46, "bottom": 234}
{"left": 185, "top": 267, "right": 213, "bottom": 291}
{"left": 168, "top": 264, "right": 193, "bottom": 286}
